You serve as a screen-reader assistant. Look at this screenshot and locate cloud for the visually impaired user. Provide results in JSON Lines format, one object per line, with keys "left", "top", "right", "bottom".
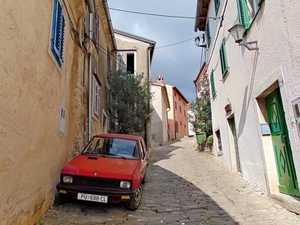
{"left": 108, "top": 0, "right": 201, "bottom": 102}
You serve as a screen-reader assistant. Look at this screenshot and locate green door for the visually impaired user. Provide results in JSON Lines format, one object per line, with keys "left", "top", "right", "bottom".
{"left": 266, "top": 88, "right": 299, "bottom": 196}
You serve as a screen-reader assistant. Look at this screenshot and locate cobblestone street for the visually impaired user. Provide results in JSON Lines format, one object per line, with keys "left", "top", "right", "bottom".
{"left": 39, "top": 137, "right": 300, "bottom": 225}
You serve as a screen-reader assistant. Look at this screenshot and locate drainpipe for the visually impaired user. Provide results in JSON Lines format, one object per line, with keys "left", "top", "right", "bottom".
{"left": 86, "top": 0, "right": 94, "bottom": 13}
{"left": 88, "top": 13, "right": 94, "bottom": 141}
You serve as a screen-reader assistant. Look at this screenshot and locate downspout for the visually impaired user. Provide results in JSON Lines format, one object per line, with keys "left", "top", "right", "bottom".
{"left": 146, "top": 45, "right": 153, "bottom": 149}
{"left": 86, "top": 0, "right": 94, "bottom": 13}
{"left": 88, "top": 13, "right": 94, "bottom": 141}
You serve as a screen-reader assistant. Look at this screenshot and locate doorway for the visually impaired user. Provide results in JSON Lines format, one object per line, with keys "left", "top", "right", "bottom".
{"left": 228, "top": 116, "right": 241, "bottom": 172}
{"left": 265, "top": 88, "right": 299, "bottom": 196}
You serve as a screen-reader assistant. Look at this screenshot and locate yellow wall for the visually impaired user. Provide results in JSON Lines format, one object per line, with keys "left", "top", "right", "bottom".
{"left": 0, "top": 0, "right": 114, "bottom": 224}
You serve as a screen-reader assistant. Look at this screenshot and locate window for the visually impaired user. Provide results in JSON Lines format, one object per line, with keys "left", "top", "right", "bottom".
{"left": 214, "top": 0, "right": 220, "bottom": 14}
{"left": 126, "top": 53, "right": 134, "bottom": 74}
{"left": 237, "top": 0, "right": 262, "bottom": 30}
{"left": 93, "top": 9, "right": 99, "bottom": 51}
{"left": 175, "top": 101, "right": 177, "bottom": 109}
{"left": 219, "top": 39, "right": 229, "bottom": 77}
{"left": 206, "top": 22, "right": 212, "bottom": 48}
{"left": 116, "top": 51, "right": 136, "bottom": 74}
{"left": 292, "top": 98, "right": 300, "bottom": 139}
{"left": 210, "top": 70, "right": 216, "bottom": 97}
{"left": 51, "top": 0, "right": 65, "bottom": 67}
{"left": 179, "top": 105, "right": 182, "bottom": 113}
{"left": 94, "top": 82, "right": 100, "bottom": 116}
{"left": 215, "top": 129, "right": 223, "bottom": 155}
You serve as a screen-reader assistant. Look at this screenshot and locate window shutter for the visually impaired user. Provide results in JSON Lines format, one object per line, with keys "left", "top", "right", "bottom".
{"left": 219, "top": 39, "right": 229, "bottom": 77}
{"left": 237, "top": 0, "right": 250, "bottom": 29}
{"left": 210, "top": 70, "right": 216, "bottom": 97}
{"left": 94, "top": 82, "right": 100, "bottom": 116}
{"left": 51, "top": 0, "right": 65, "bottom": 67}
{"left": 206, "top": 22, "right": 212, "bottom": 48}
{"left": 214, "top": 0, "right": 220, "bottom": 14}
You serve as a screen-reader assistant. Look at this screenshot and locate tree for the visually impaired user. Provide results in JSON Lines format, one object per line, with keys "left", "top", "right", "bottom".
{"left": 107, "top": 71, "right": 152, "bottom": 134}
{"left": 189, "top": 75, "right": 212, "bottom": 137}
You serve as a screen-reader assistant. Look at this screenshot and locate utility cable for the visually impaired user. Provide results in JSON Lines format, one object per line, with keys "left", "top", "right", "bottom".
{"left": 96, "top": 5, "right": 220, "bottom": 20}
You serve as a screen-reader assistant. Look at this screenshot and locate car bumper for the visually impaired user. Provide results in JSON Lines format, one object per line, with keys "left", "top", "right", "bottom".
{"left": 56, "top": 183, "right": 136, "bottom": 203}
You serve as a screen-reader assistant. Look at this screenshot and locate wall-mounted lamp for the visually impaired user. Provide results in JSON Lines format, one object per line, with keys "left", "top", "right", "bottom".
{"left": 228, "top": 24, "right": 259, "bottom": 51}
{"left": 195, "top": 35, "right": 206, "bottom": 48}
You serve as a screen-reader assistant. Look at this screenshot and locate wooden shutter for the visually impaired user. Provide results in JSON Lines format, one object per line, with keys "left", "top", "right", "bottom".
{"left": 237, "top": 0, "right": 250, "bottom": 29}
{"left": 206, "top": 22, "right": 212, "bottom": 48}
{"left": 210, "top": 70, "right": 216, "bottom": 97}
{"left": 51, "top": 0, "right": 65, "bottom": 67}
{"left": 219, "top": 39, "right": 229, "bottom": 77}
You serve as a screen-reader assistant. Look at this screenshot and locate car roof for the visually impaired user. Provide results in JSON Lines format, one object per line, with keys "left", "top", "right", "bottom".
{"left": 93, "top": 133, "right": 143, "bottom": 141}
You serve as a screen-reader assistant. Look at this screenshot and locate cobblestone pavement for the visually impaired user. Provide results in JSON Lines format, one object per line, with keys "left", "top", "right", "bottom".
{"left": 38, "top": 137, "right": 300, "bottom": 225}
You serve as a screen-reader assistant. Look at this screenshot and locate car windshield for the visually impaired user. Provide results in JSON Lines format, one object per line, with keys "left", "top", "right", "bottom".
{"left": 82, "top": 137, "right": 140, "bottom": 159}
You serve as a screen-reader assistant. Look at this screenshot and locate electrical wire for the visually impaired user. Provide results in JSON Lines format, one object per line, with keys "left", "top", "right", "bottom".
{"left": 155, "top": 37, "right": 196, "bottom": 49}
{"left": 96, "top": 4, "right": 219, "bottom": 20}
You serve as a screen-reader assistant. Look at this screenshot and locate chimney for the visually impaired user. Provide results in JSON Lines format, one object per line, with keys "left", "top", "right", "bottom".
{"left": 156, "top": 75, "right": 164, "bottom": 84}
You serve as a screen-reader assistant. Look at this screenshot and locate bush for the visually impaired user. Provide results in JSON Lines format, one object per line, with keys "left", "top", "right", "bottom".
{"left": 206, "top": 135, "right": 213, "bottom": 149}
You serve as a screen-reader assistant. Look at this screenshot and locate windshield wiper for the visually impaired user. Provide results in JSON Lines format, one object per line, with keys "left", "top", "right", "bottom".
{"left": 106, "top": 152, "right": 127, "bottom": 159}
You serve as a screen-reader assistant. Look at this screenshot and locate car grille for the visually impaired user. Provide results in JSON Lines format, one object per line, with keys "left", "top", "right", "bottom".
{"left": 73, "top": 176, "right": 120, "bottom": 188}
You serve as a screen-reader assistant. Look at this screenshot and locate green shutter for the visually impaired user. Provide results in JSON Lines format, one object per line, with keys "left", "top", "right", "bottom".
{"left": 210, "top": 70, "right": 216, "bottom": 97}
{"left": 237, "top": 0, "right": 250, "bottom": 29}
{"left": 219, "top": 39, "right": 229, "bottom": 77}
{"left": 206, "top": 22, "right": 211, "bottom": 48}
{"left": 214, "top": 0, "right": 220, "bottom": 14}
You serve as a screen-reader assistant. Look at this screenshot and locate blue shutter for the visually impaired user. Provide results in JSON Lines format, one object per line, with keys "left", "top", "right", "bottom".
{"left": 51, "top": 0, "right": 65, "bottom": 67}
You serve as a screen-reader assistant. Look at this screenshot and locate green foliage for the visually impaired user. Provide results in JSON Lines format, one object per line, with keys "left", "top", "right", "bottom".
{"left": 206, "top": 135, "right": 213, "bottom": 149}
{"left": 107, "top": 71, "right": 152, "bottom": 134}
{"left": 189, "top": 75, "right": 212, "bottom": 138}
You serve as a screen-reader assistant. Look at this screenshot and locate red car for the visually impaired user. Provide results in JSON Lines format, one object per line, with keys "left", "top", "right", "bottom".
{"left": 56, "top": 133, "right": 149, "bottom": 210}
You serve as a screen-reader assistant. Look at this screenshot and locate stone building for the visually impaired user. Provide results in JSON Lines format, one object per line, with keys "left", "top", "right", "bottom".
{"left": 114, "top": 29, "right": 156, "bottom": 149}
{"left": 0, "top": 0, "right": 116, "bottom": 223}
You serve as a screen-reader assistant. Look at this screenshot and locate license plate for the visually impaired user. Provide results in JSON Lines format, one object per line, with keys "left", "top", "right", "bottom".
{"left": 77, "top": 193, "right": 108, "bottom": 203}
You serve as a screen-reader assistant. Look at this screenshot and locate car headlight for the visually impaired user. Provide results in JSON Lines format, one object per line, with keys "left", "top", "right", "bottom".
{"left": 62, "top": 175, "right": 73, "bottom": 183}
{"left": 120, "top": 181, "right": 131, "bottom": 188}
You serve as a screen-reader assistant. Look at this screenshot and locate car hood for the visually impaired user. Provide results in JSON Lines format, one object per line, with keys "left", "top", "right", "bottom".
{"left": 61, "top": 155, "right": 139, "bottom": 180}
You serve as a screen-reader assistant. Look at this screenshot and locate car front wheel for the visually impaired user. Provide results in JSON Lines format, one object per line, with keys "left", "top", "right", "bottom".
{"left": 125, "top": 185, "right": 142, "bottom": 211}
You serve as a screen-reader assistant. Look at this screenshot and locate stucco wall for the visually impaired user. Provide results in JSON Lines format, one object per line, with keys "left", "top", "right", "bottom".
{"left": 205, "top": 1, "right": 300, "bottom": 194}
{"left": 151, "top": 84, "right": 169, "bottom": 145}
{"left": 0, "top": 0, "right": 115, "bottom": 223}
{"left": 114, "top": 32, "right": 154, "bottom": 148}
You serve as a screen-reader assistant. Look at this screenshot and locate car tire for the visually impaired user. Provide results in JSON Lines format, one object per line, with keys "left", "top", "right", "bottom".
{"left": 125, "top": 185, "right": 142, "bottom": 211}
{"left": 59, "top": 193, "right": 73, "bottom": 204}
{"left": 142, "top": 173, "right": 146, "bottom": 184}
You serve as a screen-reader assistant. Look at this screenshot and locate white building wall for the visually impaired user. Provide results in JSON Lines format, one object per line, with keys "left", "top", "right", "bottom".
{"left": 151, "top": 84, "right": 169, "bottom": 146}
{"left": 206, "top": 0, "right": 300, "bottom": 194}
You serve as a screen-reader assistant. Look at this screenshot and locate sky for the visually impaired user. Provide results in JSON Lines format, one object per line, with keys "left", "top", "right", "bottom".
{"left": 107, "top": 0, "right": 205, "bottom": 103}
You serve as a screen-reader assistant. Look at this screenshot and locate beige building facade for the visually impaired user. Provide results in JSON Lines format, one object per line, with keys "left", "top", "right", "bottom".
{"left": 0, "top": 0, "right": 116, "bottom": 224}
{"left": 151, "top": 76, "right": 170, "bottom": 146}
{"left": 114, "top": 29, "right": 156, "bottom": 149}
